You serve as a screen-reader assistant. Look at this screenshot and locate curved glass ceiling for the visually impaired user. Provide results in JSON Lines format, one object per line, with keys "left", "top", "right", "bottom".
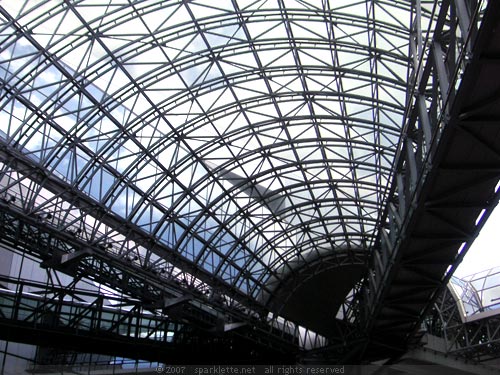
{"left": 0, "top": 1, "right": 436, "bottom": 305}
{"left": 450, "top": 267, "right": 500, "bottom": 318}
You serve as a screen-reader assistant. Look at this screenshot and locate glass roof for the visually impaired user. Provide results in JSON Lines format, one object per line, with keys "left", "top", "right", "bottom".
{"left": 0, "top": 1, "right": 436, "bottom": 305}
{"left": 450, "top": 267, "right": 500, "bottom": 318}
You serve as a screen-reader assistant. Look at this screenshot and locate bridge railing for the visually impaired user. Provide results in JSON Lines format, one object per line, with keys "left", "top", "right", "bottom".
{"left": 0, "top": 275, "right": 183, "bottom": 344}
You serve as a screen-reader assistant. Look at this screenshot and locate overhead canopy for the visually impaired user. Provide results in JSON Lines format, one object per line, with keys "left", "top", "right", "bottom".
{"left": 0, "top": 1, "right": 437, "bottom": 311}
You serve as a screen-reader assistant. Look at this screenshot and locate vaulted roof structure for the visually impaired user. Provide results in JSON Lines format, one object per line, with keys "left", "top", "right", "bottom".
{"left": 0, "top": 0, "right": 461, "bottom": 346}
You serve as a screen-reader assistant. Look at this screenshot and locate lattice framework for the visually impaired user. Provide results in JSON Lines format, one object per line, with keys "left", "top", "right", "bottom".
{"left": 0, "top": 0, "right": 438, "bottom": 331}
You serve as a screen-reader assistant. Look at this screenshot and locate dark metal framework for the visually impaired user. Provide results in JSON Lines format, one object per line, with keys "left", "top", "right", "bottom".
{"left": 0, "top": 0, "right": 422, "bottom": 334}
{"left": 426, "top": 272, "right": 500, "bottom": 363}
{"left": 0, "top": 270, "right": 294, "bottom": 364}
{"left": 359, "top": 0, "right": 496, "bottom": 352}
{"left": 0, "top": 0, "right": 420, "bottom": 302}
{"left": 0, "top": 0, "right": 499, "bottom": 364}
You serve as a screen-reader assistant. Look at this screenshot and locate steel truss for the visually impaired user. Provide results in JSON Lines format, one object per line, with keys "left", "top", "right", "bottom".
{"left": 0, "top": 0, "right": 418, "bottom": 357}
{"left": 0, "top": 274, "right": 187, "bottom": 359}
{"left": 0, "top": 0, "right": 499, "bottom": 364}
{"left": 0, "top": 188, "right": 308, "bottom": 359}
{"left": 353, "top": 0, "right": 500, "bottom": 360}
{"left": 0, "top": 271, "right": 297, "bottom": 364}
{"left": 0, "top": 0, "right": 416, "bottom": 310}
{"left": 425, "top": 281, "right": 500, "bottom": 363}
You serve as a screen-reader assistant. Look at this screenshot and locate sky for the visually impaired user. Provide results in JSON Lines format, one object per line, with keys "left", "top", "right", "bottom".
{"left": 454, "top": 205, "right": 500, "bottom": 278}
